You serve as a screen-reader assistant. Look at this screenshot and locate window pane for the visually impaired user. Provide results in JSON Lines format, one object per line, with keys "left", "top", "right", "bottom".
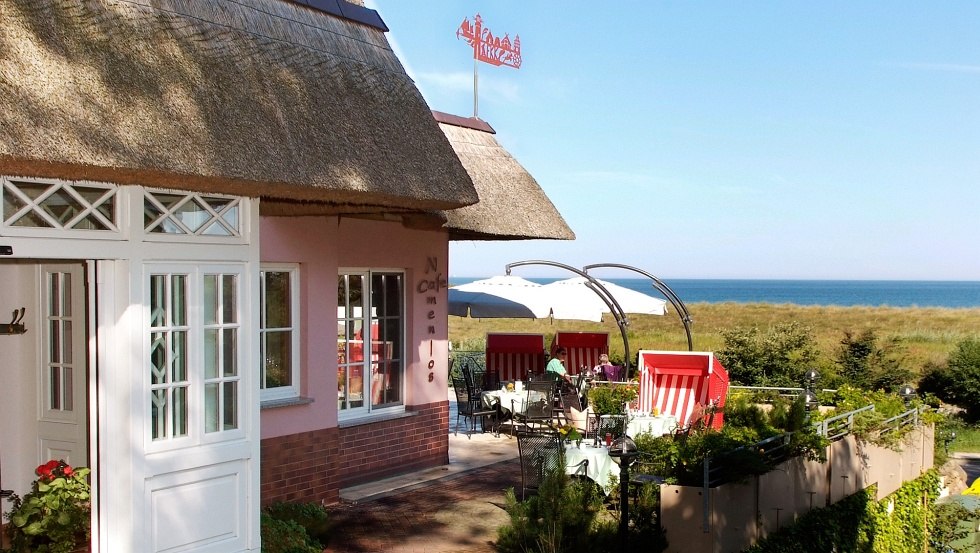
{"left": 223, "top": 328, "right": 237, "bottom": 377}
{"left": 222, "top": 275, "right": 236, "bottom": 323}
{"left": 172, "top": 275, "right": 186, "bottom": 326}
{"left": 49, "top": 320, "right": 60, "bottom": 363}
{"left": 63, "top": 320, "right": 72, "bottom": 364}
{"left": 151, "top": 389, "right": 167, "bottom": 440}
{"left": 223, "top": 381, "right": 238, "bottom": 430}
{"left": 150, "top": 275, "right": 166, "bottom": 327}
{"left": 264, "top": 331, "right": 291, "bottom": 388}
{"left": 204, "top": 329, "right": 218, "bottom": 379}
{"left": 264, "top": 272, "right": 290, "bottom": 328}
{"left": 64, "top": 367, "right": 73, "bottom": 411}
{"left": 204, "top": 274, "right": 218, "bottom": 325}
{"left": 205, "top": 383, "right": 218, "bottom": 433}
{"left": 50, "top": 366, "right": 61, "bottom": 410}
{"left": 150, "top": 332, "right": 167, "bottom": 384}
{"left": 172, "top": 330, "right": 187, "bottom": 382}
{"left": 173, "top": 386, "right": 187, "bottom": 437}
{"left": 337, "top": 365, "right": 347, "bottom": 411}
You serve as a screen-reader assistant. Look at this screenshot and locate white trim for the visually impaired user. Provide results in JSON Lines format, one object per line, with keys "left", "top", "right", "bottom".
{"left": 259, "top": 264, "right": 301, "bottom": 403}
{"left": 336, "top": 269, "right": 406, "bottom": 423}
{"left": 143, "top": 263, "right": 247, "bottom": 455}
{"left": 0, "top": 176, "right": 124, "bottom": 239}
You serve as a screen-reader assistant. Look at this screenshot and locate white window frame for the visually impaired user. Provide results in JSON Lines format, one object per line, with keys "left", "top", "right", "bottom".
{"left": 145, "top": 263, "right": 246, "bottom": 454}
{"left": 0, "top": 176, "right": 123, "bottom": 239}
{"left": 337, "top": 269, "right": 405, "bottom": 422}
{"left": 259, "top": 264, "right": 301, "bottom": 403}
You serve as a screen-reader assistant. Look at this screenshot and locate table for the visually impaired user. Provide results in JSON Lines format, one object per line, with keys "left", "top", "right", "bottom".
{"left": 627, "top": 414, "right": 678, "bottom": 437}
{"left": 481, "top": 389, "right": 533, "bottom": 415}
{"left": 564, "top": 443, "right": 616, "bottom": 493}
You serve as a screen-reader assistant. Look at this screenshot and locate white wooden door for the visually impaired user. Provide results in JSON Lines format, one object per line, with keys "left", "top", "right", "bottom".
{"left": 37, "top": 263, "right": 88, "bottom": 467}
{"left": 139, "top": 263, "right": 254, "bottom": 553}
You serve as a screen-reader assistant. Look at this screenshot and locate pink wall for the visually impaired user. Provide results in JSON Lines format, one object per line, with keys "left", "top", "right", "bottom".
{"left": 259, "top": 216, "right": 449, "bottom": 439}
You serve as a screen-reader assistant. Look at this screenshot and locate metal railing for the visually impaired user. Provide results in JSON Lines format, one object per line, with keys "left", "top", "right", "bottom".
{"left": 699, "top": 403, "right": 922, "bottom": 532}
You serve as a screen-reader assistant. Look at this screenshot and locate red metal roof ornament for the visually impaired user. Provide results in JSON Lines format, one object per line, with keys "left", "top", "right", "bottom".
{"left": 457, "top": 14, "right": 522, "bottom": 69}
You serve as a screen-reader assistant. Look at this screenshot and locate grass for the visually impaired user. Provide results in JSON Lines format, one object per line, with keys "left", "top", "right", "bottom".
{"left": 946, "top": 421, "right": 980, "bottom": 454}
{"left": 450, "top": 302, "right": 980, "bottom": 377}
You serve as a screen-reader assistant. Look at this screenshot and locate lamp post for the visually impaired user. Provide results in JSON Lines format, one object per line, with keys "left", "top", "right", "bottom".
{"left": 803, "top": 369, "right": 819, "bottom": 415}
{"left": 608, "top": 435, "right": 639, "bottom": 549}
{"left": 899, "top": 384, "right": 915, "bottom": 407}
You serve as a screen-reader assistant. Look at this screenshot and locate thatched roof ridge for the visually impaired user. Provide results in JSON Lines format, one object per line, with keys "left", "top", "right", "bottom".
{"left": 0, "top": 0, "right": 478, "bottom": 212}
{"left": 435, "top": 113, "right": 575, "bottom": 241}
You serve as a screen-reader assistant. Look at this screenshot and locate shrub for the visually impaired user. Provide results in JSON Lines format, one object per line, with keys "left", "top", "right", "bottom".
{"left": 717, "top": 322, "right": 819, "bottom": 387}
{"left": 496, "top": 466, "right": 614, "bottom": 553}
{"left": 836, "top": 329, "right": 914, "bottom": 392}
{"left": 920, "top": 338, "right": 980, "bottom": 422}
{"left": 587, "top": 384, "right": 638, "bottom": 416}
{"left": 260, "top": 502, "right": 329, "bottom": 553}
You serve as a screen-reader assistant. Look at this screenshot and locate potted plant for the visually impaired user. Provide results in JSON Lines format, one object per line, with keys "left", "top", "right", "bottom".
{"left": 5, "top": 460, "right": 91, "bottom": 553}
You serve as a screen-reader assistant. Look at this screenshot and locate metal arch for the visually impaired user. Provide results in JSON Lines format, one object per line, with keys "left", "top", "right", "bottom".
{"left": 505, "top": 260, "right": 632, "bottom": 379}
{"left": 582, "top": 263, "right": 694, "bottom": 351}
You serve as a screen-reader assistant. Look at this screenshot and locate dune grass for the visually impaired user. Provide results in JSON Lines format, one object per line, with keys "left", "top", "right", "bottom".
{"left": 449, "top": 302, "right": 980, "bottom": 374}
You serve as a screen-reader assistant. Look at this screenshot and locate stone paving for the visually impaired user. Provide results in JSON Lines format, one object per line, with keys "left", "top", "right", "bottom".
{"left": 323, "top": 457, "right": 519, "bottom": 553}
{"left": 324, "top": 391, "right": 520, "bottom": 552}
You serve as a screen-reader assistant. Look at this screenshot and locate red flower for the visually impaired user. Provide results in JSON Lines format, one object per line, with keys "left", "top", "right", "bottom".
{"left": 62, "top": 466, "right": 74, "bottom": 477}
{"left": 35, "top": 460, "right": 66, "bottom": 482}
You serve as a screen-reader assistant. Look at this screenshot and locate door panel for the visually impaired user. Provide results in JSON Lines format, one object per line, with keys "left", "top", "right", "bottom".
{"left": 37, "top": 264, "right": 87, "bottom": 467}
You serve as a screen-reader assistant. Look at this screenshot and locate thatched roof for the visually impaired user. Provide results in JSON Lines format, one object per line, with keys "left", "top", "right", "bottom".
{"left": 435, "top": 112, "right": 575, "bottom": 241}
{"left": 0, "top": 0, "right": 478, "bottom": 214}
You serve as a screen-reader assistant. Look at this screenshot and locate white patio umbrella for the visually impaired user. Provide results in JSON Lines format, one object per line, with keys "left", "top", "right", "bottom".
{"left": 448, "top": 275, "right": 558, "bottom": 318}
{"left": 543, "top": 277, "right": 668, "bottom": 319}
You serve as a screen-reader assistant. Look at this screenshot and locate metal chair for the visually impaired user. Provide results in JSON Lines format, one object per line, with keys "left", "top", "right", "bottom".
{"left": 511, "top": 379, "right": 555, "bottom": 436}
{"left": 452, "top": 376, "right": 498, "bottom": 437}
{"left": 516, "top": 430, "right": 590, "bottom": 500}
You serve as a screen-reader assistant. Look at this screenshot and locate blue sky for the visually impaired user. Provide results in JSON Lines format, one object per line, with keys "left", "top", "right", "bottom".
{"left": 370, "top": 2, "right": 979, "bottom": 280}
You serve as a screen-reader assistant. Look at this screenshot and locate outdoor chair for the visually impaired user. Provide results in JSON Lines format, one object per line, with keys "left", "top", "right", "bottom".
{"left": 587, "top": 412, "right": 626, "bottom": 446}
{"left": 515, "top": 430, "right": 588, "bottom": 500}
{"left": 452, "top": 376, "right": 498, "bottom": 437}
{"left": 511, "top": 380, "right": 556, "bottom": 436}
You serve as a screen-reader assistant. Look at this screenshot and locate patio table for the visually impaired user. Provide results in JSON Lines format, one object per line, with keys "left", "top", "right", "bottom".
{"left": 565, "top": 443, "right": 616, "bottom": 494}
{"left": 627, "top": 414, "right": 678, "bottom": 437}
{"left": 481, "top": 389, "right": 530, "bottom": 415}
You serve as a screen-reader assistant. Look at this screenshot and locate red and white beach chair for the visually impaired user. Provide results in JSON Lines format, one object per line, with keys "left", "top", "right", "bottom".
{"left": 485, "top": 333, "right": 547, "bottom": 385}
{"left": 549, "top": 332, "right": 609, "bottom": 377}
{"left": 637, "top": 350, "right": 729, "bottom": 430}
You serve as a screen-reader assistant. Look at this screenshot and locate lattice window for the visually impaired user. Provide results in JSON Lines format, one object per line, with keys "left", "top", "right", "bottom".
{"left": 203, "top": 273, "right": 240, "bottom": 433}
{"left": 2, "top": 178, "right": 117, "bottom": 231}
{"left": 150, "top": 273, "right": 189, "bottom": 441}
{"left": 144, "top": 191, "right": 241, "bottom": 237}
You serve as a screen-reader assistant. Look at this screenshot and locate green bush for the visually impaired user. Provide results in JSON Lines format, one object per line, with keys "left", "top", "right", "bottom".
{"left": 920, "top": 338, "right": 980, "bottom": 422}
{"left": 743, "top": 471, "right": 941, "bottom": 553}
{"left": 587, "top": 384, "right": 638, "bottom": 416}
{"left": 260, "top": 502, "right": 329, "bottom": 553}
{"left": 836, "top": 330, "right": 914, "bottom": 392}
{"left": 717, "top": 322, "right": 819, "bottom": 387}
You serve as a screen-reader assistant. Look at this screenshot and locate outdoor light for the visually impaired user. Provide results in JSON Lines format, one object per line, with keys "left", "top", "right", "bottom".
{"left": 803, "top": 369, "right": 819, "bottom": 412}
{"left": 944, "top": 431, "right": 957, "bottom": 455}
{"left": 899, "top": 385, "right": 915, "bottom": 406}
{"left": 608, "top": 435, "right": 639, "bottom": 548}
{"left": 804, "top": 389, "right": 819, "bottom": 411}
{"left": 805, "top": 369, "right": 819, "bottom": 384}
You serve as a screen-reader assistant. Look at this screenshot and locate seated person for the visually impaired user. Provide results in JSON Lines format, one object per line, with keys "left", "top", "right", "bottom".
{"left": 545, "top": 347, "right": 573, "bottom": 386}
{"left": 593, "top": 354, "right": 620, "bottom": 380}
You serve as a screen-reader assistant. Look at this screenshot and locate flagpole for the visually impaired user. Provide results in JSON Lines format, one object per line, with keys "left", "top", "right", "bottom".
{"left": 473, "top": 55, "right": 479, "bottom": 118}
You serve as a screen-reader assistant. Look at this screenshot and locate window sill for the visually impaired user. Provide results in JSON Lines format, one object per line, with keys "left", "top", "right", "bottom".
{"left": 338, "top": 409, "right": 414, "bottom": 429}
{"left": 261, "top": 396, "right": 314, "bottom": 410}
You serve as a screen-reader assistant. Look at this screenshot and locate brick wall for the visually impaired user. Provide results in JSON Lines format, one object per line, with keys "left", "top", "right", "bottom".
{"left": 260, "top": 399, "right": 449, "bottom": 506}
{"left": 337, "top": 400, "right": 449, "bottom": 488}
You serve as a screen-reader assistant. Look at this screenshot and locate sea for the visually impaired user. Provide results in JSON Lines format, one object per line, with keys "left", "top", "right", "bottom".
{"left": 449, "top": 278, "right": 980, "bottom": 309}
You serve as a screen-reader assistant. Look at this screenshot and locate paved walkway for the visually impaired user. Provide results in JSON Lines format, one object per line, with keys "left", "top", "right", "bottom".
{"left": 324, "top": 390, "right": 521, "bottom": 552}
